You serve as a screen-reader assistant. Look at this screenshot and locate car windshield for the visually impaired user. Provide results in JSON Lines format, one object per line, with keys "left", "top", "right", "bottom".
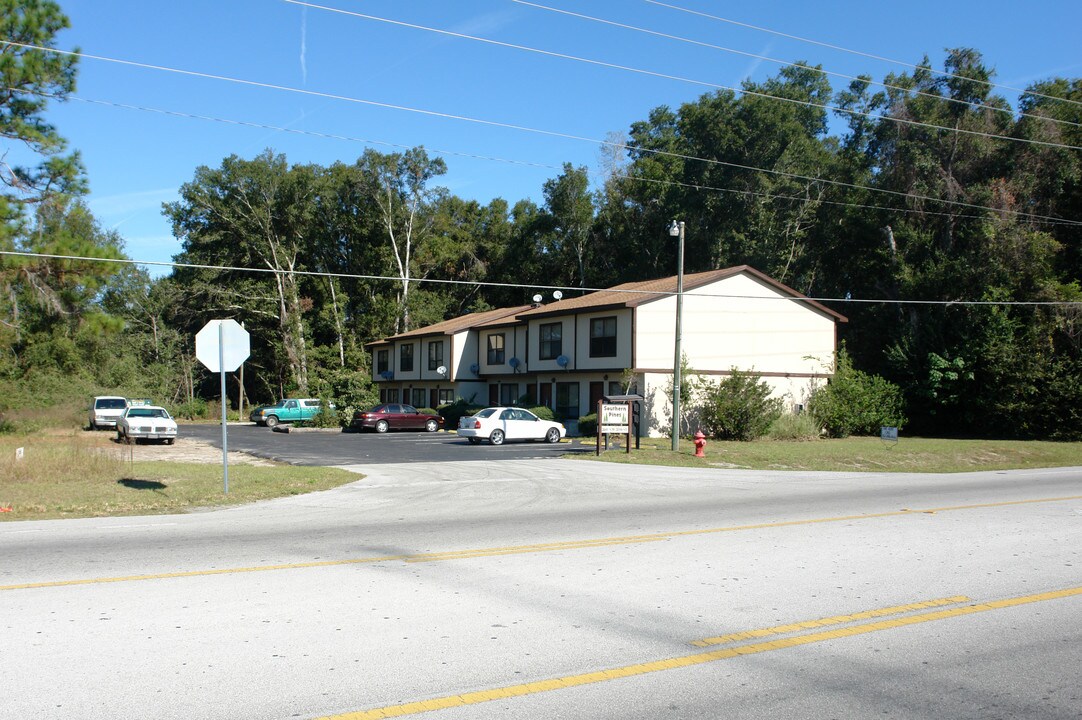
{"left": 129, "top": 408, "right": 167, "bottom": 418}
{"left": 475, "top": 408, "right": 498, "bottom": 418}
{"left": 96, "top": 398, "right": 127, "bottom": 410}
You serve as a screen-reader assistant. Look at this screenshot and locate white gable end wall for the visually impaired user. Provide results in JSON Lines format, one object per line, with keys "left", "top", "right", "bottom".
{"left": 635, "top": 273, "right": 838, "bottom": 436}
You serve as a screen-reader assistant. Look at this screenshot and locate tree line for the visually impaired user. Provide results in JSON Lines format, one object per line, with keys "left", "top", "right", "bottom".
{"left": 2, "top": 1, "right": 1079, "bottom": 438}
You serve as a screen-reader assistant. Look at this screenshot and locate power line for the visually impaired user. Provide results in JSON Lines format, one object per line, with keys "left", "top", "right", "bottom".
{"left": 4, "top": 251, "right": 1080, "bottom": 308}
{"left": 41, "top": 92, "right": 563, "bottom": 173}
{"left": 6, "top": 41, "right": 1081, "bottom": 226}
{"left": 288, "top": 1, "right": 1082, "bottom": 152}
{"left": 511, "top": 0, "right": 1082, "bottom": 131}
{"left": 645, "top": 0, "right": 1082, "bottom": 110}
{"left": 36, "top": 89, "right": 1071, "bottom": 227}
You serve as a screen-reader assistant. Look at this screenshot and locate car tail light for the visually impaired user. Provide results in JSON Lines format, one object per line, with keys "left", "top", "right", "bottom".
{"left": 472, "top": 420, "right": 481, "bottom": 429}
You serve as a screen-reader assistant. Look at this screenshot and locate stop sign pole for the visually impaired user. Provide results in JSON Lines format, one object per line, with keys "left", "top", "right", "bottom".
{"left": 195, "top": 319, "right": 251, "bottom": 494}
{"left": 217, "top": 322, "right": 228, "bottom": 492}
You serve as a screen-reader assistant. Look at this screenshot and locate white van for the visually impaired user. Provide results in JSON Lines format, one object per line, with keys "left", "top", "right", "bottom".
{"left": 89, "top": 396, "right": 129, "bottom": 430}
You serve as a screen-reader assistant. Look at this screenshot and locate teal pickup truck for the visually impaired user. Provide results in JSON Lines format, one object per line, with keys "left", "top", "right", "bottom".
{"left": 249, "top": 398, "right": 331, "bottom": 428}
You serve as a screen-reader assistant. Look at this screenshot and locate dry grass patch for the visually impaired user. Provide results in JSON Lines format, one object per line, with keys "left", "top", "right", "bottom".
{"left": 0, "top": 432, "right": 360, "bottom": 521}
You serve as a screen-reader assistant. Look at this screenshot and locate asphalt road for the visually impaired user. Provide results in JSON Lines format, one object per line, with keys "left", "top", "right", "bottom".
{"left": 181, "top": 421, "right": 598, "bottom": 464}
{"left": 2, "top": 459, "right": 1081, "bottom": 719}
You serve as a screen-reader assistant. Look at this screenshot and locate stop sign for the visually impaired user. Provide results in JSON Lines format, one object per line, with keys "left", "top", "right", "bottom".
{"left": 196, "top": 319, "right": 250, "bottom": 372}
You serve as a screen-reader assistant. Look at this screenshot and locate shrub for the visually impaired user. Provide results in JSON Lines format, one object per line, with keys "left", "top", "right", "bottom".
{"left": 809, "top": 350, "right": 906, "bottom": 438}
{"left": 438, "top": 398, "right": 484, "bottom": 429}
{"left": 308, "top": 400, "right": 343, "bottom": 428}
{"left": 173, "top": 397, "right": 210, "bottom": 420}
{"left": 698, "top": 369, "right": 783, "bottom": 441}
{"left": 577, "top": 413, "right": 598, "bottom": 437}
{"left": 528, "top": 406, "right": 555, "bottom": 422}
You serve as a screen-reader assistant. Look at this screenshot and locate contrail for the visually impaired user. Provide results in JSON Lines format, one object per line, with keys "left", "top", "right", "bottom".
{"left": 299, "top": 6, "right": 308, "bottom": 84}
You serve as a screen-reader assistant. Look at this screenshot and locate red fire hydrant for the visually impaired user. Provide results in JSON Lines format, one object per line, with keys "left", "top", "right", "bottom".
{"left": 694, "top": 430, "right": 706, "bottom": 458}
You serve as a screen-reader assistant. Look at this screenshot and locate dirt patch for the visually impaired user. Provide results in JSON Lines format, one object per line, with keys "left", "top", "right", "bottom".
{"left": 83, "top": 431, "right": 275, "bottom": 466}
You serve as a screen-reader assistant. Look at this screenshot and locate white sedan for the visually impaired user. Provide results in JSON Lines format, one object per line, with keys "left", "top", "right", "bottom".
{"left": 116, "top": 405, "right": 178, "bottom": 445}
{"left": 458, "top": 407, "right": 566, "bottom": 445}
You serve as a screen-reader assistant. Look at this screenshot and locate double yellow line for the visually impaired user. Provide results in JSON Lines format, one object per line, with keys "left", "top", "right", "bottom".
{"left": 321, "top": 586, "right": 1082, "bottom": 720}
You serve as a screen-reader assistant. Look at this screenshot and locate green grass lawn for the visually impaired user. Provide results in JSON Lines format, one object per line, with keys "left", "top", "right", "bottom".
{"left": 574, "top": 436, "right": 1082, "bottom": 473}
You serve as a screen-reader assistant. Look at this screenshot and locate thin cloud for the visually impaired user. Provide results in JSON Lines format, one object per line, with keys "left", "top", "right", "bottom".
{"left": 447, "top": 9, "right": 519, "bottom": 37}
{"left": 91, "top": 188, "right": 178, "bottom": 217}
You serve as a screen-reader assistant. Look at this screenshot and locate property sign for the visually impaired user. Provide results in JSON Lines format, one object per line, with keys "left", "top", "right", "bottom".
{"left": 600, "top": 403, "right": 630, "bottom": 434}
{"left": 881, "top": 426, "right": 899, "bottom": 443}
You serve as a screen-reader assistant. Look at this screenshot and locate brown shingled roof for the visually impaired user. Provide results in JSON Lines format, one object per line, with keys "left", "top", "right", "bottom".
{"left": 516, "top": 266, "right": 847, "bottom": 322}
{"left": 366, "top": 305, "right": 533, "bottom": 347}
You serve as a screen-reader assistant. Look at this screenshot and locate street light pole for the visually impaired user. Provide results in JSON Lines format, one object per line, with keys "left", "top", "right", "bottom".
{"left": 669, "top": 220, "right": 685, "bottom": 452}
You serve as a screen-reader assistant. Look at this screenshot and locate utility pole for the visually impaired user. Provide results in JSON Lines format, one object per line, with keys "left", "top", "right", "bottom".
{"left": 668, "top": 220, "right": 685, "bottom": 452}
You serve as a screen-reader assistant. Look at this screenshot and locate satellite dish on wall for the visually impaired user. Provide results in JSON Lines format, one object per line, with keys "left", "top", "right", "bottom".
{"left": 380, "top": 370, "right": 394, "bottom": 380}
{"left": 436, "top": 365, "right": 448, "bottom": 377}
{"left": 553, "top": 290, "right": 563, "bottom": 300}
{"left": 509, "top": 357, "right": 521, "bottom": 371}
{"left": 469, "top": 363, "right": 480, "bottom": 375}
{"left": 556, "top": 355, "right": 570, "bottom": 368}
{"left": 532, "top": 294, "right": 543, "bottom": 303}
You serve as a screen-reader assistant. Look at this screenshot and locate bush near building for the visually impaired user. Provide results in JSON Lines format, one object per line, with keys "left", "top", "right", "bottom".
{"left": 698, "top": 369, "right": 784, "bottom": 441}
{"left": 809, "top": 350, "right": 906, "bottom": 438}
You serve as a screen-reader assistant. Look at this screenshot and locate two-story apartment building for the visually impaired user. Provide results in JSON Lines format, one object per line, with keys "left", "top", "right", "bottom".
{"left": 367, "top": 266, "right": 847, "bottom": 435}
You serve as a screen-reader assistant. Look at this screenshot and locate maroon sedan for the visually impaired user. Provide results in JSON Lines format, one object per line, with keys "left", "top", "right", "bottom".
{"left": 351, "top": 404, "right": 444, "bottom": 433}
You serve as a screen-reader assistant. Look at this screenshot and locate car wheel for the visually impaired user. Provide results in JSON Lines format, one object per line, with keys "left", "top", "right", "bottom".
{"left": 489, "top": 429, "right": 505, "bottom": 446}
{"left": 545, "top": 427, "right": 561, "bottom": 444}
{"left": 165, "top": 438, "right": 174, "bottom": 445}
{"left": 265, "top": 415, "right": 279, "bottom": 428}
{"left": 375, "top": 420, "right": 390, "bottom": 434}
{"left": 425, "top": 419, "right": 439, "bottom": 433}
{"left": 467, "top": 437, "right": 481, "bottom": 445}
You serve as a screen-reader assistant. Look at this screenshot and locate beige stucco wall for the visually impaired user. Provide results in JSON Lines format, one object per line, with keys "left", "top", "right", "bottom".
{"left": 573, "top": 308, "right": 633, "bottom": 371}
{"left": 478, "top": 324, "right": 529, "bottom": 376}
{"left": 527, "top": 316, "right": 575, "bottom": 373}
{"left": 635, "top": 273, "right": 836, "bottom": 377}
{"left": 640, "top": 371, "right": 824, "bottom": 438}
{"left": 450, "top": 329, "right": 474, "bottom": 381}
{"left": 392, "top": 340, "right": 420, "bottom": 382}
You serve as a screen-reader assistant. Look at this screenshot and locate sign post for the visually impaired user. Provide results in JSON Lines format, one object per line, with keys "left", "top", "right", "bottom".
{"left": 597, "top": 401, "right": 632, "bottom": 456}
{"left": 195, "top": 319, "right": 251, "bottom": 493}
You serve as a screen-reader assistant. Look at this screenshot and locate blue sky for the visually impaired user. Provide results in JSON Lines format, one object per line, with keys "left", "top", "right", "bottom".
{"left": 38, "top": 0, "right": 1082, "bottom": 276}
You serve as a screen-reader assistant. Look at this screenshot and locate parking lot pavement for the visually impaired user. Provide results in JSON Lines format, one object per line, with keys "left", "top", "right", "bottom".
{"left": 180, "top": 422, "right": 595, "bottom": 465}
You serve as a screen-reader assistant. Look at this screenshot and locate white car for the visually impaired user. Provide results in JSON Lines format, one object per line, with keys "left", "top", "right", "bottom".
{"left": 458, "top": 407, "right": 566, "bottom": 446}
{"left": 116, "top": 405, "right": 178, "bottom": 445}
{"left": 89, "top": 396, "right": 128, "bottom": 430}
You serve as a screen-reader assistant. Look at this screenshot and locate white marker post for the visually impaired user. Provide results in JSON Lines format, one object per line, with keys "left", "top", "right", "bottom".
{"left": 195, "top": 319, "right": 251, "bottom": 494}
